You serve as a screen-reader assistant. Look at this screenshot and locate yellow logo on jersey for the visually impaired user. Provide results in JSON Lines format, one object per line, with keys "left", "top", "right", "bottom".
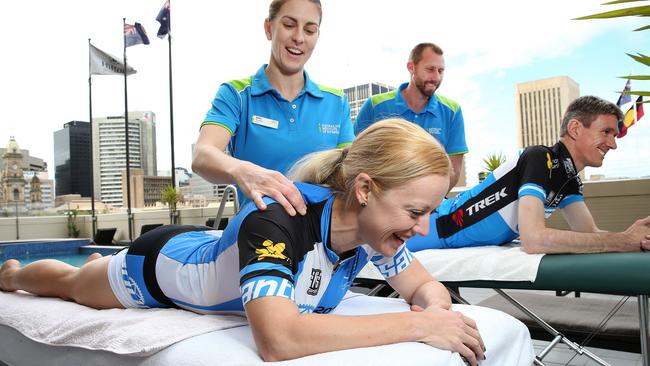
{"left": 256, "top": 239, "right": 288, "bottom": 261}
{"left": 546, "top": 152, "right": 553, "bottom": 179}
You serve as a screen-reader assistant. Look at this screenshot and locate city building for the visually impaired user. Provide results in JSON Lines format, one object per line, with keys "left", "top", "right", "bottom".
{"left": 0, "top": 137, "right": 53, "bottom": 215}
{"left": 122, "top": 168, "right": 172, "bottom": 208}
{"left": 189, "top": 143, "right": 229, "bottom": 203}
{"left": 1, "top": 137, "right": 27, "bottom": 214}
{"left": 515, "top": 76, "right": 580, "bottom": 148}
{"left": 343, "top": 82, "right": 395, "bottom": 122}
{"left": 92, "top": 111, "right": 157, "bottom": 207}
{"left": 0, "top": 142, "right": 47, "bottom": 173}
{"left": 23, "top": 171, "right": 54, "bottom": 211}
{"left": 53, "top": 121, "right": 92, "bottom": 197}
{"left": 157, "top": 167, "right": 191, "bottom": 188}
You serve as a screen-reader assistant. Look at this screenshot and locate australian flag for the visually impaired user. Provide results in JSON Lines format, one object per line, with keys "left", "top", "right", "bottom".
{"left": 125, "top": 22, "right": 150, "bottom": 47}
{"left": 616, "top": 79, "right": 632, "bottom": 108}
{"left": 156, "top": 1, "right": 171, "bottom": 39}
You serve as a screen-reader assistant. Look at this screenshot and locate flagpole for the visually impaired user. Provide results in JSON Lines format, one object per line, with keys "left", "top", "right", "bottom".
{"left": 123, "top": 18, "right": 134, "bottom": 244}
{"left": 88, "top": 39, "right": 97, "bottom": 238}
{"left": 167, "top": 3, "right": 177, "bottom": 224}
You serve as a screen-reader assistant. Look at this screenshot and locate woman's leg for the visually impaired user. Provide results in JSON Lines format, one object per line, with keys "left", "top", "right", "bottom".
{"left": 0, "top": 255, "right": 123, "bottom": 310}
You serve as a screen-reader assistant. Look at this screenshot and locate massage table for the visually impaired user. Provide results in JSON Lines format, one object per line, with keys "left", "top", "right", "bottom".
{"left": 355, "top": 245, "right": 650, "bottom": 366}
{"left": 0, "top": 290, "right": 534, "bottom": 366}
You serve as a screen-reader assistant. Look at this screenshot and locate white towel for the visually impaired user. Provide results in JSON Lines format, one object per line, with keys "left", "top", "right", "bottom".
{"left": 0, "top": 290, "right": 248, "bottom": 356}
{"left": 358, "top": 243, "right": 544, "bottom": 282}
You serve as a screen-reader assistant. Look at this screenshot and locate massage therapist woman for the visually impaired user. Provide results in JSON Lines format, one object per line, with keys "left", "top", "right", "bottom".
{"left": 192, "top": 0, "right": 354, "bottom": 216}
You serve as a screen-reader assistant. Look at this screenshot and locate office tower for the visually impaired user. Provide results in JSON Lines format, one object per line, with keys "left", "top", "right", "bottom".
{"left": 53, "top": 121, "right": 91, "bottom": 197}
{"left": 122, "top": 168, "right": 172, "bottom": 208}
{"left": 92, "top": 111, "right": 157, "bottom": 207}
{"left": 515, "top": 76, "right": 580, "bottom": 148}
{"left": 343, "top": 82, "right": 395, "bottom": 122}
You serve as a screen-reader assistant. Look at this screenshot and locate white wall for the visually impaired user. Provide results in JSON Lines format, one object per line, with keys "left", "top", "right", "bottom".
{"left": 0, "top": 203, "right": 236, "bottom": 242}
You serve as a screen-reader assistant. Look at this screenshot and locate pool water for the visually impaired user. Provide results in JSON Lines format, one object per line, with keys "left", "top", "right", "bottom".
{"left": 18, "top": 253, "right": 94, "bottom": 268}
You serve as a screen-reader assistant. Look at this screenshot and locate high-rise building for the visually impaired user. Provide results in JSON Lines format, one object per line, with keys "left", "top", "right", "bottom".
{"left": 53, "top": 121, "right": 92, "bottom": 197}
{"left": 92, "top": 111, "right": 157, "bottom": 207}
{"left": 515, "top": 76, "right": 579, "bottom": 148}
{"left": 343, "top": 82, "right": 395, "bottom": 122}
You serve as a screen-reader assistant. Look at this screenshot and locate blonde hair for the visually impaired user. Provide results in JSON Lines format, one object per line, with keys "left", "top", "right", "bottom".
{"left": 288, "top": 118, "right": 451, "bottom": 207}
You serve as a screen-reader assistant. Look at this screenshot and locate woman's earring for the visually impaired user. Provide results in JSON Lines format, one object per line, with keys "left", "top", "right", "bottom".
{"left": 360, "top": 201, "right": 367, "bottom": 207}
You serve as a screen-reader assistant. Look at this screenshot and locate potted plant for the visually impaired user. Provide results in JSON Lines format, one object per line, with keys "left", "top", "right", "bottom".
{"left": 478, "top": 152, "right": 506, "bottom": 182}
{"left": 161, "top": 185, "right": 183, "bottom": 224}
{"left": 67, "top": 208, "right": 81, "bottom": 238}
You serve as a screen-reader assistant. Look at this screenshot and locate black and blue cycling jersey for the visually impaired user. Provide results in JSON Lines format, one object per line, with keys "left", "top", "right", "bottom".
{"left": 111, "top": 183, "right": 414, "bottom": 314}
{"left": 407, "top": 141, "right": 583, "bottom": 251}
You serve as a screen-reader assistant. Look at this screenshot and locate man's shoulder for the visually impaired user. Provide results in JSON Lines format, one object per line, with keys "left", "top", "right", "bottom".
{"left": 369, "top": 89, "right": 399, "bottom": 108}
{"left": 520, "top": 144, "right": 552, "bottom": 158}
{"left": 433, "top": 94, "right": 461, "bottom": 113}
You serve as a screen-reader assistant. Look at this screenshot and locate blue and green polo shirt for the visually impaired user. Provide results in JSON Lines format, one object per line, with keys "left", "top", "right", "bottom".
{"left": 354, "top": 82, "right": 468, "bottom": 156}
{"left": 202, "top": 65, "right": 354, "bottom": 203}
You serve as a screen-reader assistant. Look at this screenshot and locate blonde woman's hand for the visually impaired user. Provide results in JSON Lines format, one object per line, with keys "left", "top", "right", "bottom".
{"left": 415, "top": 307, "right": 485, "bottom": 366}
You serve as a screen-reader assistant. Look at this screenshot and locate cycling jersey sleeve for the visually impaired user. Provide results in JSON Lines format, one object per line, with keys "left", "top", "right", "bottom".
{"left": 367, "top": 244, "right": 414, "bottom": 279}
{"left": 238, "top": 204, "right": 296, "bottom": 306}
{"left": 517, "top": 146, "right": 553, "bottom": 203}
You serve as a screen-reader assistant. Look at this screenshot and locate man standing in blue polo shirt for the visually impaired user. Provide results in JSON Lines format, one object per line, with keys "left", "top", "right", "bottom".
{"left": 355, "top": 43, "right": 467, "bottom": 191}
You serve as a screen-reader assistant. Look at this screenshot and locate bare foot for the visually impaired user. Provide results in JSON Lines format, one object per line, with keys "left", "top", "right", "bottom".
{"left": 84, "top": 253, "right": 103, "bottom": 264}
{"left": 0, "top": 259, "right": 21, "bottom": 292}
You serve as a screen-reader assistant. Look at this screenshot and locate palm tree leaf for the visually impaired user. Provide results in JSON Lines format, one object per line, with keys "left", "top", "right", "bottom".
{"left": 633, "top": 24, "right": 650, "bottom": 31}
{"left": 618, "top": 75, "right": 650, "bottom": 80}
{"left": 627, "top": 52, "right": 650, "bottom": 66}
{"left": 574, "top": 5, "right": 650, "bottom": 19}
{"left": 603, "top": 0, "right": 648, "bottom": 5}
{"left": 621, "top": 91, "right": 650, "bottom": 96}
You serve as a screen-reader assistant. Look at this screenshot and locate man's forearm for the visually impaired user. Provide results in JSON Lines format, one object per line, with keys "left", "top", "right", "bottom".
{"left": 522, "top": 227, "right": 635, "bottom": 254}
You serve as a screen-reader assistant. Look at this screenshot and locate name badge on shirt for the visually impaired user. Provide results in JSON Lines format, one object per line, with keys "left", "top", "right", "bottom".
{"left": 252, "top": 115, "right": 279, "bottom": 129}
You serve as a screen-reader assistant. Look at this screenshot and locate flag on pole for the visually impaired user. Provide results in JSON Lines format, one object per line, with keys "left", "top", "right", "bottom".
{"left": 616, "top": 79, "right": 632, "bottom": 108}
{"left": 156, "top": 1, "right": 171, "bottom": 38}
{"left": 617, "top": 95, "right": 644, "bottom": 138}
{"left": 125, "top": 22, "right": 150, "bottom": 47}
{"left": 90, "top": 44, "right": 136, "bottom": 75}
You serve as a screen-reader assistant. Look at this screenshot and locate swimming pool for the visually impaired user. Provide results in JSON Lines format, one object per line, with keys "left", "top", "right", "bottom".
{"left": 0, "top": 239, "right": 124, "bottom": 268}
{"left": 18, "top": 253, "right": 94, "bottom": 268}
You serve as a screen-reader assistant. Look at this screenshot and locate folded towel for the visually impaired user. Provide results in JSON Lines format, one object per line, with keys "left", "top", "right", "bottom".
{"left": 0, "top": 290, "right": 247, "bottom": 356}
{"left": 357, "top": 243, "right": 544, "bottom": 282}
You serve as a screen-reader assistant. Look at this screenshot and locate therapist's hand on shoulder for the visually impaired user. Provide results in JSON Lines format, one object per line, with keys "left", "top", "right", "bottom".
{"left": 234, "top": 161, "right": 307, "bottom": 216}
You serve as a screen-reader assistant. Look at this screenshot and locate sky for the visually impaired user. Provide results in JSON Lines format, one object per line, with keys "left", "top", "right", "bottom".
{"left": 1, "top": 0, "right": 649, "bottom": 187}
